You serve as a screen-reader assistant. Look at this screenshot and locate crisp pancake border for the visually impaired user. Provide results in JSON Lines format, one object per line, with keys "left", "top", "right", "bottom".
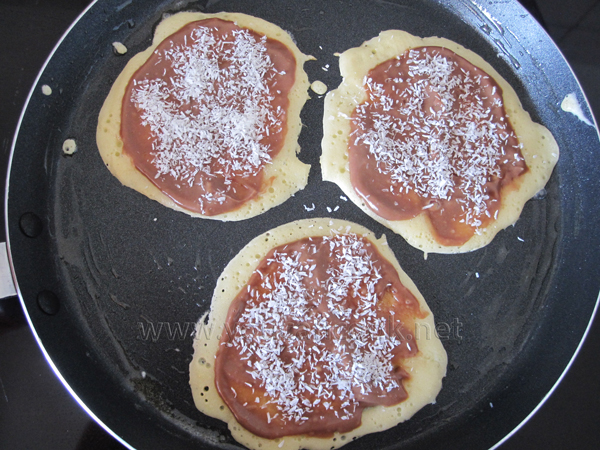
{"left": 97, "top": 12, "right": 311, "bottom": 221}
{"left": 321, "top": 30, "right": 559, "bottom": 253}
{"left": 190, "top": 218, "right": 447, "bottom": 450}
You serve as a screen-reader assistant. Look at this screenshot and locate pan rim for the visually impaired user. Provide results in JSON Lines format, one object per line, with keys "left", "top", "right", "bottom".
{"left": 4, "top": 1, "right": 600, "bottom": 449}
{"left": 2, "top": 0, "right": 135, "bottom": 448}
{"left": 490, "top": 292, "right": 600, "bottom": 449}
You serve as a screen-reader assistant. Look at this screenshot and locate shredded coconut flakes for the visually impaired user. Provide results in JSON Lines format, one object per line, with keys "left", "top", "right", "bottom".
{"left": 229, "top": 234, "right": 404, "bottom": 424}
{"left": 353, "top": 48, "right": 521, "bottom": 226}
{"left": 130, "top": 25, "right": 282, "bottom": 204}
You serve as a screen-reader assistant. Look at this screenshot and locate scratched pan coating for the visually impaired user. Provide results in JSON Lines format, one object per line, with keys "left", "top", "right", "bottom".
{"left": 6, "top": 0, "right": 600, "bottom": 449}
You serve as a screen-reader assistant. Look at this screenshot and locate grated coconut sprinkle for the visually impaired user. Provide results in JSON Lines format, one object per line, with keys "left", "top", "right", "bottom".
{"left": 352, "top": 48, "right": 523, "bottom": 227}
{"left": 227, "top": 234, "right": 406, "bottom": 424}
{"left": 130, "top": 25, "right": 283, "bottom": 202}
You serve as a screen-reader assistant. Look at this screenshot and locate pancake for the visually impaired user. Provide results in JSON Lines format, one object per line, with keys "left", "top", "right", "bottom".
{"left": 321, "top": 30, "right": 559, "bottom": 253}
{"left": 97, "top": 12, "right": 311, "bottom": 220}
{"left": 190, "top": 218, "right": 447, "bottom": 450}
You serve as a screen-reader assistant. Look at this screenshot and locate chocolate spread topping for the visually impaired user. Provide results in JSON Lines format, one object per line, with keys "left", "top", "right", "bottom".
{"left": 349, "top": 46, "right": 528, "bottom": 245}
{"left": 120, "top": 18, "right": 296, "bottom": 215}
{"left": 215, "top": 233, "right": 424, "bottom": 438}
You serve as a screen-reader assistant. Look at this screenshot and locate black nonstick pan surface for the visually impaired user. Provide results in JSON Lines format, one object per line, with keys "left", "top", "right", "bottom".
{"left": 6, "top": 0, "right": 600, "bottom": 449}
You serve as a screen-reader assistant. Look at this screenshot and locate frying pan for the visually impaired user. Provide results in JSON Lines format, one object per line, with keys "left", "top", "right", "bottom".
{"left": 4, "top": 0, "right": 600, "bottom": 449}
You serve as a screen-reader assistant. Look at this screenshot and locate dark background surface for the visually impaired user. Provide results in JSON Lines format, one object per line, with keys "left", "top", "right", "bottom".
{"left": 0, "top": 0, "right": 598, "bottom": 449}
